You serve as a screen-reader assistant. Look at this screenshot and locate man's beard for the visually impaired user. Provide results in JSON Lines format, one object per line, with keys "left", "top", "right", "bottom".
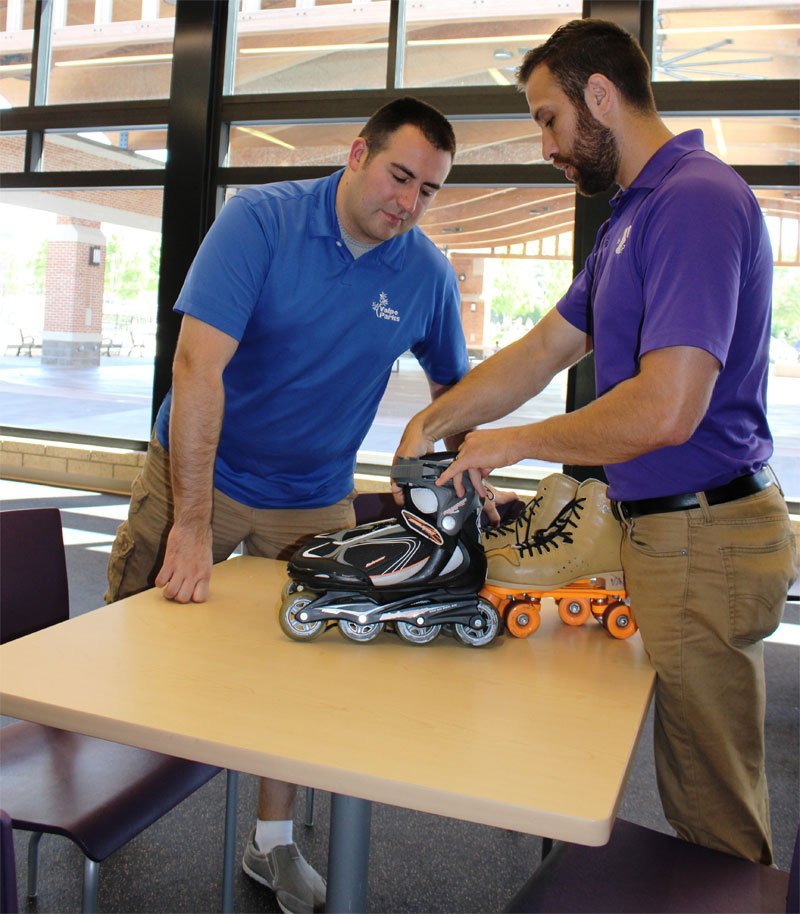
{"left": 564, "top": 105, "right": 620, "bottom": 196}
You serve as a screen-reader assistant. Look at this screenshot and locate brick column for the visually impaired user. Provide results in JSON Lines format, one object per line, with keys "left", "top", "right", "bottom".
{"left": 43, "top": 217, "right": 106, "bottom": 367}
{"left": 450, "top": 255, "right": 487, "bottom": 356}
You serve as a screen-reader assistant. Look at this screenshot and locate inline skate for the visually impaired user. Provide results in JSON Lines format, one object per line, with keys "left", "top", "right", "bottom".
{"left": 279, "top": 452, "right": 500, "bottom": 647}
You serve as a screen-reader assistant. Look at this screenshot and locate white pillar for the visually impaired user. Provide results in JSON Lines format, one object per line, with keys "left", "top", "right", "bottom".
{"left": 5, "top": 0, "right": 23, "bottom": 32}
{"left": 94, "top": 0, "right": 113, "bottom": 25}
{"left": 52, "top": 0, "right": 68, "bottom": 29}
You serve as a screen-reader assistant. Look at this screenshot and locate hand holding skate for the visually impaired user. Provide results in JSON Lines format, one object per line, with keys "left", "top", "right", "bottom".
{"left": 437, "top": 427, "right": 527, "bottom": 497}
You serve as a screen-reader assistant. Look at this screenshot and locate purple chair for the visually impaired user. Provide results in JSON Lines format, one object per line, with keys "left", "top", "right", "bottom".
{"left": 504, "top": 818, "right": 798, "bottom": 913}
{"left": 0, "top": 508, "right": 237, "bottom": 913}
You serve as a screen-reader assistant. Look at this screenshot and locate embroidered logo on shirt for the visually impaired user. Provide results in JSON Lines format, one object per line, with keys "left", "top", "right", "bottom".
{"left": 372, "top": 291, "right": 400, "bottom": 322}
{"left": 615, "top": 225, "right": 632, "bottom": 254}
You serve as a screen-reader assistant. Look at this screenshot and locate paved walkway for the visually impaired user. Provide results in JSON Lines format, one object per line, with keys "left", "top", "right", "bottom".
{"left": 1, "top": 354, "right": 798, "bottom": 499}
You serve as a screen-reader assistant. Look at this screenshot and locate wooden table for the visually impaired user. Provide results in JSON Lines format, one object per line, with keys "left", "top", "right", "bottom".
{"left": 0, "top": 556, "right": 655, "bottom": 911}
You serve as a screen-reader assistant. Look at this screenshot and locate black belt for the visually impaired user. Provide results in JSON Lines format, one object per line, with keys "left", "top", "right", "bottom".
{"left": 613, "top": 469, "right": 771, "bottom": 520}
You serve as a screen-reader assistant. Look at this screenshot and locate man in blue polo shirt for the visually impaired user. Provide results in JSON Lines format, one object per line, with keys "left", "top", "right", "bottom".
{"left": 396, "top": 21, "right": 796, "bottom": 865}
{"left": 106, "top": 98, "right": 469, "bottom": 913}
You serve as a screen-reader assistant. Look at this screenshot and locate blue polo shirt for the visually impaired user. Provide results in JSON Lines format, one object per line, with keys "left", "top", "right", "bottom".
{"left": 155, "top": 170, "right": 467, "bottom": 508}
{"left": 557, "top": 131, "right": 774, "bottom": 501}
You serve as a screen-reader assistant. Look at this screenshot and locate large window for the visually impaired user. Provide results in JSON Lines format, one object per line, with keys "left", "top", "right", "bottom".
{"left": 652, "top": 1, "right": 800, "bottom": 81}
{"left": 0, "top": 190, "right": 162, "bottom": 441}
{"left": 1, "top": 0, "right": 798, "bottom": 502}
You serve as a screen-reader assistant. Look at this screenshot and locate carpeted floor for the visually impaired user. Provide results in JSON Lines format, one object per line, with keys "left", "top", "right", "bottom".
{"left": 1, "top": 479, "right": 798, "bottom": 913}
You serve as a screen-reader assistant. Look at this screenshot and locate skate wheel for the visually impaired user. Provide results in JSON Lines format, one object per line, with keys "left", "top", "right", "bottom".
{"left": 454, "top": 597, "right": 501, "bottom": 648}
{"left": 280, "top": 579, "right": 295, "bottom": 602}
{"left": 338, "top": 619, "right": 384, "bottom": 643}
{"left": 279, "top": 595, "right": 325, "bottom": 641}
{"left": 506, "top": 601, "right": 541, "bottom": 638}
{"left": 603, "top": 602, "right": 638, "bottom": 639}
{"left": 557, "top": 596, "right": 591, "bottom": 626}
{"left": 396, "top": 620, "right": 440, "bottom": 645}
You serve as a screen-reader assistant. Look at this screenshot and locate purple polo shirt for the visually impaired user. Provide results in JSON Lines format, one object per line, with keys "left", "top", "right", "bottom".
{"left": 557, "top": 130, "right": 774, "bottom": 501}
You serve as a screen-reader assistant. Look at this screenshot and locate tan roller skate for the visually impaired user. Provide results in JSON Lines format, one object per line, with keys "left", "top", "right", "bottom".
{"left": 481, "top": 479, "right": 636, "bottom": 640}
{"left": 483, "top": 472, "right": 579, "bottom": 551}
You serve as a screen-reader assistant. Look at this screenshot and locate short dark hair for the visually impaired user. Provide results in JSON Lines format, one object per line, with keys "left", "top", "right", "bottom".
{"left": 516, "top": 19, "right": 656, "bottom": 115}
{"left": 360, "top": 97, "right": 456, "bottom": 161}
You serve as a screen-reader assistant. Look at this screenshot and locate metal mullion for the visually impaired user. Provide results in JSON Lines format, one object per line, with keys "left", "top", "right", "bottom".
{"left": 0, "top": 171, "right": 166, "bottom": 189}
{"left": 222, "top": 0, "right": 238, "bottom": 97}
{"left": 27, "top": 0, "right": 52, "bottom": 109}
{"left": 220, "top": 86, "right": 530, "bottom": 125}
{"left": 2, "top": 101, "right": 170, "bottom": 133}
{"left": 153, "top": 0, "right": 228, "bottom": 423}
{"left": 654, "top": 79, "right": 799, "bottom": 115}
{"left": 386, "top": 0, "right": 406, "bottom": 91}
{"left": 219, "top": 163, "right": 570, "bottom": 189}
{"left": 735, "top": 166, "right": 800, "bottom": 189}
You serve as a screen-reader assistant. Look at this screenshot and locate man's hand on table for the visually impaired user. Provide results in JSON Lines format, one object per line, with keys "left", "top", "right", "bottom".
{"left": 155, "top": 522, "right": 213, "bottom": 603}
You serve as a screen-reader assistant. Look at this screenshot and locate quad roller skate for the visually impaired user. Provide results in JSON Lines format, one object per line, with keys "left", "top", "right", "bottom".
{"left": 480, "top": 478, "right": 637, "bottom": 640}
{"left": 279, "top": 452, "right": 500, "bottom": 647}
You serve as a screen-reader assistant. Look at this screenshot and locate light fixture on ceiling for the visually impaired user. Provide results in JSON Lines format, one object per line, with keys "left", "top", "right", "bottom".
{"left": 493, "top": 49, "right": 513, "bottom": 60}
{"left": 442, "top": 227, "right": 463, "bottom": 233}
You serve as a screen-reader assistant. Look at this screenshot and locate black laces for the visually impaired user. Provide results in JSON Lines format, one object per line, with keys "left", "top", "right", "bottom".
{"left": 515, "top": 496, "right": 585, "bottom": 557}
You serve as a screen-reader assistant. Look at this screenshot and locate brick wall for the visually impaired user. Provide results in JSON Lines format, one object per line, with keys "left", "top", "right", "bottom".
{"left": 1, "top": 436, "right": 146, "bottom": 495}
{"left": 450, "top": 255, "right": 486, "bottom": 352}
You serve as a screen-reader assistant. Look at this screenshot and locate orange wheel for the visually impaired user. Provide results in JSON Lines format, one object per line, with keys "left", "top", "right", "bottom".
{"left": 603, "top": 602, "right": 638, "bottom": 639}
{"left": 506, "top": 601, "right": 541, "bottom": 638}
{"left": 558, "top": 596, "right": 591, "bottom": 626}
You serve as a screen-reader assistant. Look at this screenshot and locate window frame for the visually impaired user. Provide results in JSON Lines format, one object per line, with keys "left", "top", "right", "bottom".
{"left": 1, "top": 0, "right": 797, "bottom": 495}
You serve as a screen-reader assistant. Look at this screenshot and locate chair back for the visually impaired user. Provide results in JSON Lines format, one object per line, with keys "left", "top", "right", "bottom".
{"left": 0, "top": 810, "right": 18, "bottom": 914}
{"left": 0, "top": 508, "right": 69, "bottom": 644}
{"left": 353, "top": 492, "right": 397, "bottom": 525}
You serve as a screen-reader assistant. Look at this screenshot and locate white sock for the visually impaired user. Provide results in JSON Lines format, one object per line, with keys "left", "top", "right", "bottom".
{"left": 254, "top": 819, "right": 293, "bottom": 853}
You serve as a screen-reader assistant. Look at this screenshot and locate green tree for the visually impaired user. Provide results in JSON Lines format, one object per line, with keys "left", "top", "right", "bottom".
{"left": 489, "top": 259, "right": 530, "bottom": 325}
{"left": 145, "top": 240, "right": 161, "bottom": 293}
{"left": 104, "top": 234, "right": 145, "bottom": 301}
{"left": 25, "top": 240, "right": 47, "bottom": 295}
{"left": 489, "top": 258, "right": 573, "bottom": 325}
{"left": 771, "top": 266, "right": 800, "bottom": 345}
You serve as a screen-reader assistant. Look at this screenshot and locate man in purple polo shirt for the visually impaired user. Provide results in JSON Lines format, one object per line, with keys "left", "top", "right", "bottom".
{"left": 395, "top": 19, "right": 796, "bottom": 865}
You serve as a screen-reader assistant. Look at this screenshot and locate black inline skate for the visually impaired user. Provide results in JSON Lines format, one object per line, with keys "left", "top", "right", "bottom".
{"left": 278, "top": 452, "right": 500, "bottom": 647}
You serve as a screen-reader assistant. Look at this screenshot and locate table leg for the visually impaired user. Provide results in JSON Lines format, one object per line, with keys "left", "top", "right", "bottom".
{"left": 326, "top": 793, "right": 372, "bottom": 913}
{"left": 222, "top": 769, "right": 239, "bottom": 913}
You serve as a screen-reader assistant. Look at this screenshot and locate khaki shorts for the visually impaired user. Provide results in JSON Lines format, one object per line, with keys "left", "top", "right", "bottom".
{"left": 621, "top": 483, "right": 796, "bottom": 865}
{"left": 106, "top": 434, "right": 356, "bottom": 603}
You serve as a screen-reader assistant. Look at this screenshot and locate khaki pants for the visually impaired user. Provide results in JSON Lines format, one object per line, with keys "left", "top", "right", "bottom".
{"left": 621, "top": 483, "right": 797, "bottom": 864}
{"left": 106, "top": 435, "right": 356, "bottom": 603}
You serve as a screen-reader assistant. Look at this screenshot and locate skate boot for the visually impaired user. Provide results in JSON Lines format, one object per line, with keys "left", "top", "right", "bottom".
{"left": 279, "top": 452, "right": 500, "bottom": 647}
{"left": 481, "top": 479, "right": 636, "bottom": 640}
{"left": 483, "top": 473, "right": 579, "bottom": 551}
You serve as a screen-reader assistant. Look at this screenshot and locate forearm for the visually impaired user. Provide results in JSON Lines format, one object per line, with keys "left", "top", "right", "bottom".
{"left": 440, "top": 346, "right": 720, "bottom": 487}
{"left": 168, "top": 361, "right": 225, "bottom": 528}
{"left": 511, "top": 378, "right": 676, "bottom": 467}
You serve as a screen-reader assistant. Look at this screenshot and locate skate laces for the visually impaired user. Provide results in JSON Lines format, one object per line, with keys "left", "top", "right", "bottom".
{"left": 515, "top": 496, "right": 585, "bottom": 557}
{"left": 484, "top": 493, "right": 543, "bottom": 543}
